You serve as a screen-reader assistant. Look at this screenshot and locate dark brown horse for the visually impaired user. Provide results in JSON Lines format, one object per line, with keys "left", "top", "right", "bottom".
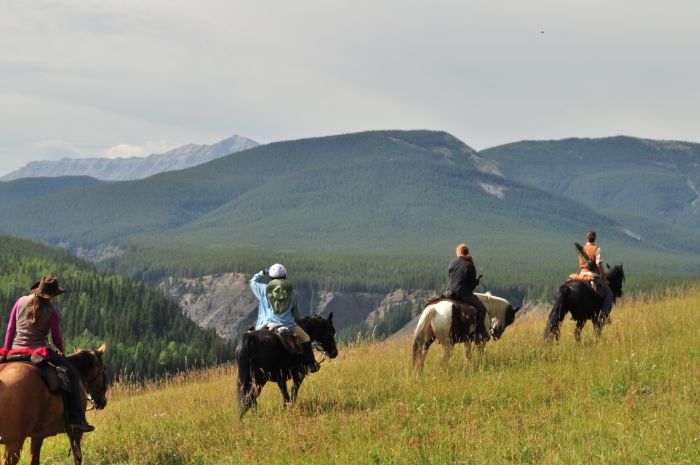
{"left": 543, "top": 264, "right": 625, "bottom": 341}
{"left": 0, "top": 344, "right": 108, "bottom": 465}
{"left": 236, "top": 315, "right": 338, "bottom": 418}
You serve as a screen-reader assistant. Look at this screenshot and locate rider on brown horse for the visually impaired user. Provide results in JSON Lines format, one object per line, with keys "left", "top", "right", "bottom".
{"left": 443, "top": 243, "right": 490, "bottom": 342}
{"left": 3, "top": 275, "right": 95, "bottom": 433}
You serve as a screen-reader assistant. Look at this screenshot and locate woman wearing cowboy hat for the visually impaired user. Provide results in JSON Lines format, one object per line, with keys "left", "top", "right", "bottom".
{"left": 3, "top": 275, "right": 95, "bottom": 433}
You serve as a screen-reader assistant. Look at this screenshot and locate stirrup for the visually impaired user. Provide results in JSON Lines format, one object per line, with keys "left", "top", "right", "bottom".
{"left": 68, "top": 421, "right": 95, "bottom": 433}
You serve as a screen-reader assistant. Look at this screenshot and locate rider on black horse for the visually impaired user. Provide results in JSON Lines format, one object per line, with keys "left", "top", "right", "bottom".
{"left": 576, "top": 231, "right": 614, "bottom": 322}
{"left": 250, "top": 264, "right": 319, "bottom": 373}
{"left": 443, "top": 243, "right": 490, "bottom": 342}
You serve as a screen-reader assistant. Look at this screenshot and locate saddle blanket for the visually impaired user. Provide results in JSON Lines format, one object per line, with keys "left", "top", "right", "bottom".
{"left": 0, "top": 346, "right": 71, "bottom": 393}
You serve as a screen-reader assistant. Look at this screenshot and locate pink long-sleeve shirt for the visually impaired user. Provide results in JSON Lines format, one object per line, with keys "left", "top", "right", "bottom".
{"left": 4, "top": 297, "right": 65, "bottom": 353}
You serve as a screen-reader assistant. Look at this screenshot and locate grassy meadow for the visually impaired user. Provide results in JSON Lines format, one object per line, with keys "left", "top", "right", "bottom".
{"left": 32, "top": 287, "right": 700, "bottom": 465}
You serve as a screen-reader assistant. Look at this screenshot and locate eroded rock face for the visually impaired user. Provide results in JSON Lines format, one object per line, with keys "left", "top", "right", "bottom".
{"left": 160, "top": 273, "right": 426, "bottom": 341}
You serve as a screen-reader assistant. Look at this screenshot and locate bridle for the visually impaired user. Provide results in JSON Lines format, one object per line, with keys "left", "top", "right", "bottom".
{"left": 81, "top": 349, "right": 108, "bottom": 410}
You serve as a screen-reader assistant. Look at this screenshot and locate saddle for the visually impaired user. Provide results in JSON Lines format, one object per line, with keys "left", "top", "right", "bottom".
{"left": 0, "top": 347, "right": 72, "bottom": 394}
{"left": 567, "top": 273, "right": 604, "bottom": 298}
{"left": 250, "top": 325, "right": 303, "bottom": 355}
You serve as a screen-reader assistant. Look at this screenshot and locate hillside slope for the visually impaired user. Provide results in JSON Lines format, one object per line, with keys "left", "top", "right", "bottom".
{"left": 35, "top": 287, "right": 700, "bottom": 465}
{"left": 0, "top": 131, "right": 649, "bottom": 252}
{"left": 2, "top": 130, "right": 698, "bottom": 296}
{"left": 480, "top": 136, "right": 700, "bottom": 234}
{"left": 0, "top": 236, "right": 232, "bottom": 378}
{"left": 1, "top": 134, "right": 258, "bottom": 181}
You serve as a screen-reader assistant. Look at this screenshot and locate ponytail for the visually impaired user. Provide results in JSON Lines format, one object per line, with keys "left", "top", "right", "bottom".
{"left": 26, "top": 295, "right": 46, "bottom": 325}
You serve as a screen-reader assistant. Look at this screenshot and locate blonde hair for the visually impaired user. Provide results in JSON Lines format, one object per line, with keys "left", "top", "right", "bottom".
{"left": 455, "top": 243, "right": 470, "bottom": 255}
{"left": 26, "top": 295, "right": 48, "bottom": 325}
{"left": 455, "top": 243, "right": 475, "bottom": 263}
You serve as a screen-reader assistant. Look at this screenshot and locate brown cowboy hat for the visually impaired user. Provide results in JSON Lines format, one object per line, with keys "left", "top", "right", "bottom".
{"left": 30, "top": 275, "right": 65, "bottom": 299}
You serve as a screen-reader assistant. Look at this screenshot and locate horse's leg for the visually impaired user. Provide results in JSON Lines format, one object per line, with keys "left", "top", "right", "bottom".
{"left": 239, "top": 379, "right": 263, "bottom": 419}
{"left": 291, "top": 372, "right": 305, "bottom": 404}
{"left": 278, "top": 380, "right": 291, "bottom": 407}
{"left": 441, "top": 342, "right": 453, "bottom": 365}
{"left": 574, "top": 320, "right": 586, "bottom": 343}
{"left": 3, "top": 438, "right": 25, "bottom": 465}
{"left": 414, "top": 336, "right": 435, "bottom": 373}
{"left": 68, "top": 432, "right": 83, "bottom": 465}
{"left": 593, "top": 319, "right": 603, "bottom": 339}
{"left": 29, "top": 437, "right": 44, "bottom": 465}
{"left": 464, "top": 340, "right": 473, "bottom": 361}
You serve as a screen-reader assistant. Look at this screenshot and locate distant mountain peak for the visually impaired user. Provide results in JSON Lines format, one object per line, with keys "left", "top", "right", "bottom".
{"left": 1, "top": 134, "right": 259, "bottom": 181}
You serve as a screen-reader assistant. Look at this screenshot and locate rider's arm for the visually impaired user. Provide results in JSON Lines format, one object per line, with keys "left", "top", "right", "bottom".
{"left": 596, "top": 247, "right": 606, "bottom": 279}
{"left": 49, "top": 312, "right": 65, "bottom": 355}
{"left": 249, "top": 271, "right": 267, "bottom": 301}
{"left": 3, "top": 298, "right": 21, "bottom": 349}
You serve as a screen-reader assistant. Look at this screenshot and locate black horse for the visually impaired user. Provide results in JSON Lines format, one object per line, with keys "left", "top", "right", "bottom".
{"left": 543, "top": 264, "right": 625, "bottom": 341}
{"left": 235, "top": 313, "right": 339, "bottom": 418}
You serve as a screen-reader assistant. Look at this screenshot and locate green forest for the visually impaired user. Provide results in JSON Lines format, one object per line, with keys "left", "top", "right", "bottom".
{"left": 0, "top": 236, "right": 233, "bottom": 379}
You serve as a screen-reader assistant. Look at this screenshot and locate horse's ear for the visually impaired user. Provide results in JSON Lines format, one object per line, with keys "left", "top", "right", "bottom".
{"left": 328, "top": 312, "right": 333, "bottom": 322}
{"left": 606, "top": 263, "right": 610, "bottom": 270}
{"left": 97, "top": 342, "right": 107, "bottom": 353}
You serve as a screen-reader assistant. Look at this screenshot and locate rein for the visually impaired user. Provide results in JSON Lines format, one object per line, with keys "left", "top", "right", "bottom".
{"left": 78, "top": 350, "right": 107, "bottom": 410}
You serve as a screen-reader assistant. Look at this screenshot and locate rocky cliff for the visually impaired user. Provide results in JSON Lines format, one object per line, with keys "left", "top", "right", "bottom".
{"left": 160, "top": 273, "right": 429, "bottom": 341}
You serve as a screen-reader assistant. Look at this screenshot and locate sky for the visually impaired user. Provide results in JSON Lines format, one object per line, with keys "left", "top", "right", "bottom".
{"left": 1, "top": 0, "right": 699, "bottom": 175}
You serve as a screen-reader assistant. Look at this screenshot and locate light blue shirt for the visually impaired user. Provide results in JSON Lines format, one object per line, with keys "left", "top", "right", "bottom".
{"left": 250, "top": 272, "right": 300, "bottom": 329}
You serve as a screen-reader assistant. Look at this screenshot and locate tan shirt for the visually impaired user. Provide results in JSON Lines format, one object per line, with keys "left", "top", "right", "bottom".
{"left": 11, "top": 295, "right": 58, "bottom": 350}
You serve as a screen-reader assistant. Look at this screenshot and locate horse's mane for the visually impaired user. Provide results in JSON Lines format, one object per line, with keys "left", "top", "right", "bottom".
{"left": 66, "top": 350, "right": 97, "bottom": 375}
{"left": 607, "top": 264, "right": 625, "bottom": 282}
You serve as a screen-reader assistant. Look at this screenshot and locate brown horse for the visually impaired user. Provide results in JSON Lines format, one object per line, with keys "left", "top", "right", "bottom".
{"left": 0, "top": 344, "right": 108, "bottom": 465}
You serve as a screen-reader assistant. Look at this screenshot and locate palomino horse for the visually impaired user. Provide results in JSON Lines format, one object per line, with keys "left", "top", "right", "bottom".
{"left": 543, "top": 264, "right": 625, "bottom": 341}
{"left": 236, "top": 314, "right": 338, "bottom": 418}
{"left": 0, "top": 344, "right": 108, "bottom": 465}
{"left": 412, "top": 293, "right": 521, "bottom": 372}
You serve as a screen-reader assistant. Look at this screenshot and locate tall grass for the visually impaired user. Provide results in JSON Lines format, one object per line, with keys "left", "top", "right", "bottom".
{"left": 33, "top": 287, "right": 700, "bottom": 464}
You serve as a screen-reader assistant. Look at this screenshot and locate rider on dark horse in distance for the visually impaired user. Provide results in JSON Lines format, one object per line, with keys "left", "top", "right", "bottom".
{"left": 250, "top": 263, "right": 319, "bottom": 373}
{"left": 3, "top": 275, "right": 95, "bottom": 433}
{"left": 443, "top": 243, "right": 490, "bottom": 342}
{"left": 576, "top": 230, "right": 614, "bottom": 322}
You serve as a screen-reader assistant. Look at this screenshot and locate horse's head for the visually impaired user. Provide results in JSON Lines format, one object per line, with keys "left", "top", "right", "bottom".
{"left": 606, "top": 263, "right": 625, "bottom": 301}
{"left": 490, "top": 304, "right": 522, "bottom": 340}
{"left": 68, "top": 343, "right": 109, "bottom": 410}
{"left": 300, "top": 313, "right": 339, "bottom": 359}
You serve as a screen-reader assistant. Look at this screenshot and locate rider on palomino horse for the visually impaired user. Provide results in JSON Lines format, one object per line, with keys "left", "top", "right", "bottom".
{"left": 2, "top": 275, "right": 95, "bottom": 433}
{"left": 443, "top": 243, "right": 490, "bottom": 342}
{"left": 250, "top": 264, "right": 319, "bottom": 373}
{"left": 573, "top": 231, "right": 614, "bottom": 322}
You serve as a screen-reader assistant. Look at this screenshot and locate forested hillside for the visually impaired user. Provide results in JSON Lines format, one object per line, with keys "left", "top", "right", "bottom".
{"left": 0, "top": 236, "right": 232, "bottom": 379}
{"left": 481, "top": 136, "right": 700, "bottom": 236}
{"left": 1, "top": 131, "right": 699, "bottom": 302}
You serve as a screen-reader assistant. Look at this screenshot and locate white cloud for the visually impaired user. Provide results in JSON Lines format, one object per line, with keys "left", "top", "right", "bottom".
{"left": 31, "top": 139, "right": 84, "bottom": 160}
{"left": 102, "top": 140, "right": 180, "bottom": 158}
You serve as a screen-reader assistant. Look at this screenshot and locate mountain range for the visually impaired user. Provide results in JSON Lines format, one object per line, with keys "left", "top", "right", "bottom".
{"left": 1, "top": 134, "right": 258, "bottom": 181}
{"left": 1, "top": 129, "right": 698, "bottom": 293}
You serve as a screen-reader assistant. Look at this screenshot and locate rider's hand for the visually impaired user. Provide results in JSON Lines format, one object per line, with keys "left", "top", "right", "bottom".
{"left": 262, "top": 268, "right": 269, "bottom": 276}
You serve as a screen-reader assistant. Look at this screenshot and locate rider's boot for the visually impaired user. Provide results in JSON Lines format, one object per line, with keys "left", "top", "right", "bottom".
{"left": 66, "top": 372, "right": 94, "bottom": 433}
{"left": 301, "top": 342, "right": 320, "bottom": 373}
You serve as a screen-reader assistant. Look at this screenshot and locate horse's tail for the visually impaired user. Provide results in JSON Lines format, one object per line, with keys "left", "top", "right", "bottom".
{"left": 235, "top": 332, "right": 256, "bottom": 417}
{"left": 412, "top": 305, "right": 437, "bottom": 370}
{"left": 544, "top": 284, "right": 569, "bottom": 341}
